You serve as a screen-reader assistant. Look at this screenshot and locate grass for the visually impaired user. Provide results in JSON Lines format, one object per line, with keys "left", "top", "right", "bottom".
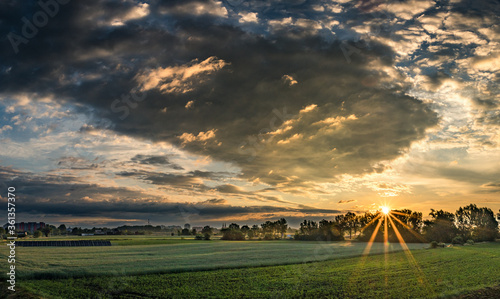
{"left": 1, "top": 237, "right": 498, "bottom": 298}
{"left": 0, "top": 238, "right": 425, "bottom": 280}
{"left": 15, "top": 242, "right": 500, "bottom": 298}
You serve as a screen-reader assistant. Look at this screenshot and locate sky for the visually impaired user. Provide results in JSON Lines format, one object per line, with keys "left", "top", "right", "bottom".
{"left": 0, "top": 0, "right": 499, "bottom": 228}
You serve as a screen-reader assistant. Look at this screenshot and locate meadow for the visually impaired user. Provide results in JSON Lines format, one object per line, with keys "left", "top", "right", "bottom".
{"left": 1, "top": 237, "right": 499, "bottom": 298}
{"left": 3, "top": 237, "right": 426, "bottom": 279}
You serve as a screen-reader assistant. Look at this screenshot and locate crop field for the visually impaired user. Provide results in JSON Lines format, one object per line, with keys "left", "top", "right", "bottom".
{"left": 2, "top": 237, "right": 425, "bottom": 279}
{"left": 1, "top": 238, "right": 499, "bottom": 298}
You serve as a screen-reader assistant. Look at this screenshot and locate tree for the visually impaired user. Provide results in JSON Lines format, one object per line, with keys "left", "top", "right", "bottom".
{"left": 184, "top": 223, "right": 191, "bottom": 230}
{"left": 201, "top": 226, "right": 213, "bottom": 240}
{"left": 295, "top": 219, "right": 343, "bottom": 241}
{"left": 250, "top": 224, "right": 260, "bottom": 239}
{"left": 423, "top": 209, "right": 458, "bottom": 243}
{"left": 181, "top": 228, "right": 191, "bottom": 235}
{"left": 261, "top": 221, "right": 274, "bottom": 239}
{"left": 335, "top": 215, "right": 347, "bottom": 238}
{"left": 456, "top": 204, "right": 498, "bottom": 241}
{"left": 42, "top": 226, "right": 52, "bottom": 237}
{"left": 277, "top": 218, "right": 288, "bottom": 238}
{"left": 58, "top": 224, "right": 67, "bottom": 235}
{"left": 241, "top": 225, "right": 250, "bottom": 238}
{"left": 344, "top": 212, "right": 357, "bottom": 239}
{"left": 34, "top": 230, "right": 42, "bottom": 238}
{"left": 221, "top": 223, "right": 244, "bottom": 240}
{"left": 0, "top": 227, "right": 5, "bottom": 235}
{"left": 357, "top": 212, "right": 378, "bottom": 241}
{"left": 228, "top": 223, "right": 240, "bottom": 230}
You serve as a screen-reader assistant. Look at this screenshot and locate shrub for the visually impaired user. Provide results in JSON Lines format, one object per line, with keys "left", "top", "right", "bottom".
{"left": 452, "top": 236, "right": 464, "bottom": 245}
{"left": 221, "top": 229, "right": 245, "bottom": 240}
{"left": 466, "top": 239, "right": 474, "bottom": 245}
{"left": 34, "top": 230, "right": 42, "bottom": 238}
{"left": 195, "top": 235, "right": 203, "bottom": 240}
{"left": 430, "top": 241, "right": 438, "bottom": 249}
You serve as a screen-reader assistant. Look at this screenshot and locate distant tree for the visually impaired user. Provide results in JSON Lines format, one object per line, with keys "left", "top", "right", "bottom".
{"left": 184, "top": 223, "right": 191, "bottom": 230}
{"left": 423, "top": 209, "right": 458, "bottom": 243}
{"left": 42, "top": 226, "right": 52, "bottom": 237}
{"left": 58, "top": 224, "right": 67, "bottom": 235}
{"left": 201, "top": 226, "right": 213, "bottom": 235}
{"left": 181, "top": 228, "right": 191, "bottom": 235}
{"left": 335, "top": 214, "right": 347, "bottom": 238}
{"left": 456, "top": 204, "right": 498, "bottom": 241}
{"left": 221, "top": 224, "right": 244, "bottom": 240}
{"left": 229, "top": 223, "right": 240, "bottom": 230}
{"left": 344, "top": 212, "right": 357, "bottom": 239}
{"left": 277, "top": 218, "right": 288, "bottom": 238}
{"left": 191, "top": 228, "right": 197, "bottom": 235}
{"left": 261, "top": 221, "right": 274, "bottom": 239}
{"left": 33, "top": 230, "right": 42, "bottom": 238}
{"left": 295, "top": 219, "right": 343, "bottom": 241}
{"left": 202, "top": 226, "right": 213, "bottom": 240}
{"left": 241, "top": 225, "right": 250, "bottom": 238}
{"left": 250, "top": 224, "right": 260, "bottom": 239}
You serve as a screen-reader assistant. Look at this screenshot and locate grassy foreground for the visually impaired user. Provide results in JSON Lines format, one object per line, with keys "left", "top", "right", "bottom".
{"left": 13, "top": 242, "right": 500, "bottom": 298}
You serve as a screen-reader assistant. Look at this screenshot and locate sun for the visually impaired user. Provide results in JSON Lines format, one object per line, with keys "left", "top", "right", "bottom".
{"left": 380, "top": 206, "right": 391, "bottom": 215}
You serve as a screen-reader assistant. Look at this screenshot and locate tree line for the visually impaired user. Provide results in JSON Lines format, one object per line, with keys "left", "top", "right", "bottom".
{"left": 221, "top": 219, "right": 289, "bottom": 240}
{"left": 220, "top": 204, "right": 499, "bottom": 243}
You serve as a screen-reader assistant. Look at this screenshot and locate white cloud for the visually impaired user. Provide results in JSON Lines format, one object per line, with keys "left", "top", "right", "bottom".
{"left": 385, "top": 0, "right": 435, "bottom": 20}
{"left": 167, "top": 0, "right": 227, "bottom": 17}
{"left": 180, "top": 129, "right": 217, "bottom": 144}
{"left": 239, "top": 12, "right": 258, "bottom": 23}
{"left": 136, "top": 57, "right": 228, "bottom": 93}
{"left": 0, "top": 125, "right": 13, "bottom": 134}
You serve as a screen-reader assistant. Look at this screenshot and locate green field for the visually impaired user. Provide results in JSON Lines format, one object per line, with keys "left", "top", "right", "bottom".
{"left": 1, "top": 238, "right": 499, "bottom": 298}
{"left": 3, "top": 237, "right": 426, "bottom": 279}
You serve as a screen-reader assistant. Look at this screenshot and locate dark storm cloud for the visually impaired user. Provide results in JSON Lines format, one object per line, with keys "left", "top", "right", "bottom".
{"left": 0, "top": 0, "right": 440, "bottom": 192}
{"left": 116, "top": 170, "right": 210, "bottom": 191}
{"left": 0, "top": 166, "right": 150, "bottom": 202}
{"left": 0, "top": 167, "right": 341, "bottom": 222}
{"left": 131, "top": 154, "right": 184, "bottom": 170}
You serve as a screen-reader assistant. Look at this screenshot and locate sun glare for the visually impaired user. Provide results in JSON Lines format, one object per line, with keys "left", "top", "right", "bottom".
{"left": 381, "top": 206, "right": 391, "bottom": 215}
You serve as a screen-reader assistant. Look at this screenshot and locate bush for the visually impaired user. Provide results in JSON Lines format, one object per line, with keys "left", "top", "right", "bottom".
{"left": 221, "top": 229, "right": 245, "bottom": 240}
{"left": 466, "top": 239, "right": 474, "bottom": 245}
{"left": 34, "top": 230, "right": 42, "bottom": 238}
{"left": 430, "top": 241, "right": 438, "bottom": 249}
{"left": 452, "top": 236, "right": 464, "bottom": 245}
{"left": 195, "top": 235, "right": 203, "bottom": 240}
